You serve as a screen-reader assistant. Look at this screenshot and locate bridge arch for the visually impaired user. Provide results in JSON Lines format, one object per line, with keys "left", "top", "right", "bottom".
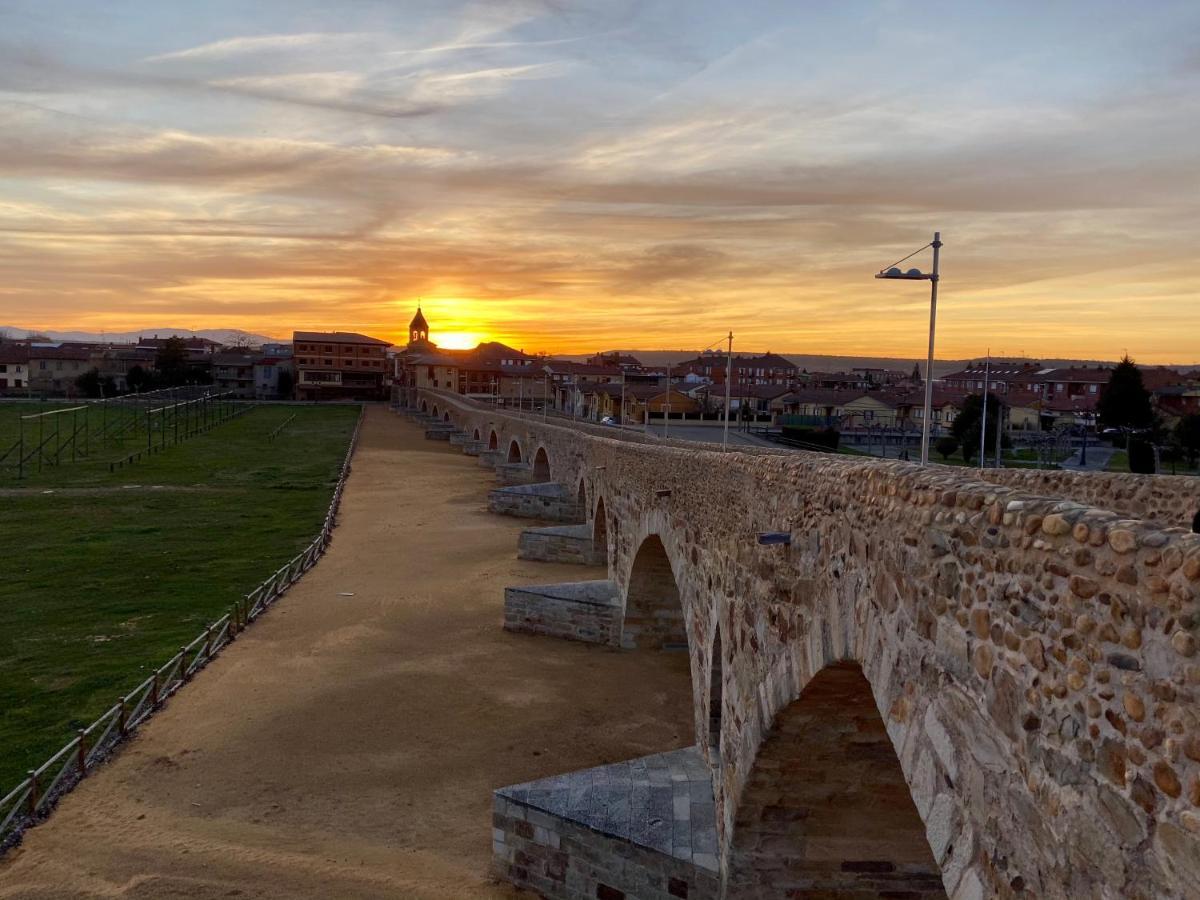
{"left": 489, "top": 430, "right": 499, "bottom": 451}
{"left": 420, "top": 399, "right": 428, "bottom": 413}
{"left": 533, "top": 446, "right": 550, "bottom": 480}
{"left": 507, "top": 439, "right": 523, "bottom": 464}
{"left": 576, "top": 479, "right": 587, "bottom": 516}
{"left": 708, "top": 625, "right": 724, "bottom": 764}
{"left": 727, "top": 661, "right": 944, "bottom": 898}
{"left": 622, "top": 534, "right": 687, "bottom": 651}
{"left": 473, "top": 427, "right": 480, "bottom": 441}
{"left": 431, "top": 404, "right": 439, "bottom": 418}
{"left": 592, "top": 496, "right": 608, "bottom": 559}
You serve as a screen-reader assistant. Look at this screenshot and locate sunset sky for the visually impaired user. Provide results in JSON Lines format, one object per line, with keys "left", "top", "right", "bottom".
{"left": 1, "top": 1, "right": 1198, "bottom": 360}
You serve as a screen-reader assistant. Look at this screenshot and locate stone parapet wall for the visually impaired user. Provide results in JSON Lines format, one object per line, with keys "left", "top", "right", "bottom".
{"left": 503, "top": 581, "right": 621, "bottom": 645}
{"left": 982, "top": 467, "right": 1200, "bottom": 529}
{"left": 421, "top": 388, "right": 1200, "bottom": 899}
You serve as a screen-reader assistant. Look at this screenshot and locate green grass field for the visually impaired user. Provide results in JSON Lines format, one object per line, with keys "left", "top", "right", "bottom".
{"left": 0, "top": 403, "right": 360, "bottom": 789}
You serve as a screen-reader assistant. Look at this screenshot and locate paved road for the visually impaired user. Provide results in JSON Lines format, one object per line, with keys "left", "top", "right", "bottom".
{"left": 0, "top": 407, "right": 692, "bottom": 900}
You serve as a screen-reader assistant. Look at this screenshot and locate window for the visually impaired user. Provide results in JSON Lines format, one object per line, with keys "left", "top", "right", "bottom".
{"left": 324, "top": 345, "right": 333, "bottom": 352}
{"left": 1089, "top": 384, "right": 1097, "bottom": 393}
{"left": 324, "top": 359, "right": 333, "bottom": 366}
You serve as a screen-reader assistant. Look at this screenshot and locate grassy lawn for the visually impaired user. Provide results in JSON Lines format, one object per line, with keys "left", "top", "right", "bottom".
{"left": 0, "top": 403, "right": 360, "bottom": 789}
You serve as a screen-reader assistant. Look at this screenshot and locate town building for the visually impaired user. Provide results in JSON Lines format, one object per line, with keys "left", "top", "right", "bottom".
{"left": 293, "top": 330, "right": 390, "bottom": 401}
{"left": 0, "top": 345, "right": 31, "bottom": 392}
{"left": 27, "top": 344, "right": 93, "bottom": 396}
{"left": 674, "top": 351, "right": 798, "bottom": 388}
{"left": 212, "top": 352, "right": 258, "bottom": 398}
{"left": 254, "top": 355, "right": 295, "bottom": 400}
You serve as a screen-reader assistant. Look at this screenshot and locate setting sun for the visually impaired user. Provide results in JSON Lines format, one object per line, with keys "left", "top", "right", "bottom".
{"left": 434, "top": 331, "right": 488, "bottom": 351}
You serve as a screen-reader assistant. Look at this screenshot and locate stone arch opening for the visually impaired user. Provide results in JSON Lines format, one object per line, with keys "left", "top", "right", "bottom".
{"left": 533, "top": 447, "right": 550, "bottom": 480}
{"left": 489, "top": 430, "right": 499, "bottom": 451}
{"left": 421, "top": 400, "right": 428, "bottom": 413}
{"left": 507, "top": 440, "right": 522, "bottom": 464}
{"left": 432, "top": 404, "right": 439, "bottom": 418}
{"left": 622, "top": 534, "right": 686, "bottom": 651}
{"left": 709, "top": 626, "right": 723, "bottom": 762}
{"left": 576, "top": 480, "right": 587, "bottom": 518}
{"left": 728, "top": 662, "right": 945, "bottom": 898}
{"left": 593, "top": 497, "right": 608, "bottom": 553}
{"left": 473, "top": 428, "right": 480, "bottom": 441}
{"left": 443, "top": 411, "right": 450, "bottom": 423}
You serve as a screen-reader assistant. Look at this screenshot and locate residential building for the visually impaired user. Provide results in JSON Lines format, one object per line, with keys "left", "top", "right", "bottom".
{"left": 294, "top": 330, "right": 390, "bottom": 401}
{"left": 0, "top": 345, "right": 30, "bottom": 392}
{"left": 254, "top": 356, "right": 295, "bottom": 400}
{"left": 674, "top": 351, "right": 798, "bottom": 388}
{"left": 28, "top": 344, "right": 93, "bottom": 395}
{"left": 212, "top": 352, "right": 258, "bottom": 398}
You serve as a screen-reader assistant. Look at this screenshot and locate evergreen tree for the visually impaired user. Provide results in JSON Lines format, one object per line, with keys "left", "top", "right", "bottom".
{"left": 1097, "top": 356, "right": 1154, "bottom": 432}
{"left": 951, "top": 393, "right": 1005, "bottom": 463}
{"left": 1176, "top": 413, "right": 1200, "bottom": 467}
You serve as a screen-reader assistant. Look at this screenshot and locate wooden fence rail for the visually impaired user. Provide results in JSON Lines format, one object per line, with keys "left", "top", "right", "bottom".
{"left": 0, "top": 406, "right": 365, "bottom": 853}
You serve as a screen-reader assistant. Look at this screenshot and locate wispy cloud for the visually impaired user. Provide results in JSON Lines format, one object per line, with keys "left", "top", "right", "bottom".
{"left": 0, "top": 1, "right": 1198, "bottom": 361}
{"left": 144, "top": 32, "right": 374, "bottom": 63}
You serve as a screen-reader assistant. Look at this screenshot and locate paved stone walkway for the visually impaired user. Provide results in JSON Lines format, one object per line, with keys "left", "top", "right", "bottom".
{"left": 0, "top": 407, "right": 693, "bottom": 900}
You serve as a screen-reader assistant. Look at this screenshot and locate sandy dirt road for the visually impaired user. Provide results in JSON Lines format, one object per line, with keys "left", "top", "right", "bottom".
{"left": 0, "top": 407, "right": 693, "bottom": 899}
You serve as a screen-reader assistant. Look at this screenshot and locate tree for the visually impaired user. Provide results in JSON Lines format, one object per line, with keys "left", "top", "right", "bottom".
{"left": 75, "top": 368, "right": 116, "bottom": 399}
{"left": 935, "top": 436, "right": 959, "bottom": 461}
{"left": 155, "top": 336, "right": 190, "bottom": 385}
{"left": 1128, "top": 439, "right": 1156, "bottom": 474}
{"left": 276, "top": 368, "right": 294, "bottom": 400}
{"left": 127, "top": 364, "right": 152, "bottom": 392}
{"left": 1175, "top": 414, "right": 1200, "bottom": 467}
{"left": 1098, "top": 356, "right": 1154, "bottom": 434}
{"left": 951, "top": 393, "right": 1006, "bottom": 463}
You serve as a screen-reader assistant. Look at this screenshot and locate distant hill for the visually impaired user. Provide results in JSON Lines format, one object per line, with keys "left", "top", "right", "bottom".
{"left": 0, "top": 326, "right": 283, "bottom": 346}
{"left": 570, "top": 350, "right": 1200, "bottom": 376}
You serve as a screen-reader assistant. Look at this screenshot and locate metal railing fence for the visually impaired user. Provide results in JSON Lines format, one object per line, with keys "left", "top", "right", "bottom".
{"left": 0, "top": 406, "right": 365, "bottom": 853}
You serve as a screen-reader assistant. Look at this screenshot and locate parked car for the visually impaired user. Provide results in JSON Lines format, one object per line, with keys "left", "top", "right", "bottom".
{"left": 600, "top": 416, "right": 617, "bottom": 426}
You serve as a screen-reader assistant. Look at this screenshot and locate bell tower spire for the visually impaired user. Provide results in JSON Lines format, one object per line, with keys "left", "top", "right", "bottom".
{"left": 409, "top": 302, "right": 429, "bottom": 347}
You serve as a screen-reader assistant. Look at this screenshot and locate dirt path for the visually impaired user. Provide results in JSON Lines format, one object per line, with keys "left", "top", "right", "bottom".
{"left": 0, "top": 407, "right": 693, "bottom": 899}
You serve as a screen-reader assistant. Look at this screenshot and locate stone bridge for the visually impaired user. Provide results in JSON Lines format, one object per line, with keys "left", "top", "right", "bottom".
{"left": 405, "top": 389, "right": 1200, "bottom": 900}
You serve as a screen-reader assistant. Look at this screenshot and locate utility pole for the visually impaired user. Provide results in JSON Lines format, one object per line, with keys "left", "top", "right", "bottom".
{"left": 620, "top": 372, "right": 626, "bottom": 428}
{"left": 979, "top": 351, "right": 990, "bottom": 470}
{"left": 665, "top": 360, "right": 671, "bottom": 438}
{"left": 722, "top": 332, "right": 733, "bottom": 452}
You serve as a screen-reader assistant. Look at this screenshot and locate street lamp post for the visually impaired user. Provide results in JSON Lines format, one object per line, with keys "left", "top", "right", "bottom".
{"left": 875, "top": 231, "right": 942, "bottom": 466}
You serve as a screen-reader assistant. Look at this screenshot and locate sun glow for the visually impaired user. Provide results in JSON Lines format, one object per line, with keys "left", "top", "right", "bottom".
{"left": 435, "top": 330, "right": 487, "bottom": 350}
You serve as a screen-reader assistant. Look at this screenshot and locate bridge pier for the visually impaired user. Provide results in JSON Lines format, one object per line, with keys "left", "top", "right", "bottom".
{"left": 462, "top": 440, "right": 485, "bottom": 456}
{"left": 495, "top": 461, "right": 533, "bottom": 485}
{"left": 488, "top": 482, "right": 585, "bottom": 523}
{"left": 478, "top": 449, "right": 503, "bottom": 468}
{"left": 503, "top": 579, "right": 621, "bottom": 645}
{"left": 518, "top": 524, "right": 605, "bottom": 566}
{"left": 493, "top": 747, "right": 719, "bottom": 900}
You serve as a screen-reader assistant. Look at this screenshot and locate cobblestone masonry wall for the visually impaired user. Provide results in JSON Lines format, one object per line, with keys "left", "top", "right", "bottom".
{"left": 980, "top": 467, "right": 1200, "bottom": 528}
{"left": 423, "top": 390, "right": 1200, "bottom": 899}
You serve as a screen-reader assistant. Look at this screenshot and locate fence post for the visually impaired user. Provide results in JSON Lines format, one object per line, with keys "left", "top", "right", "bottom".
{"left": 118, "top": 696, "right": 128, "bottom": 737}
{"left": 27, "top": 770, "right": 37, "bottom": 815}
{"left": 178, "top": 646, "right": 188, "bottom": 683}
{"left": 151, "top": 670, "right": 159, "bottom": 706}
{"left": 77, "top": 728, "right": 87, "bottom": 775}
{"left": 204, "top": 625, "right": 213, "bottom": 659}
